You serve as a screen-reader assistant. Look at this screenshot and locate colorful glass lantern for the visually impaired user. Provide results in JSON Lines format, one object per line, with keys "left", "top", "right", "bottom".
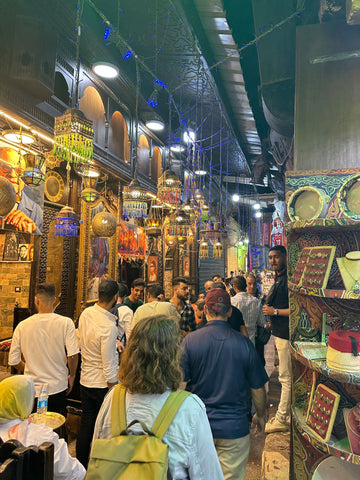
{"left": 92, "top": 211, "right": 117, "bottom": 237}
{"left": 145, "top": 201, "right": 163, "bottom": 237}
{"left": 81, "top": 176, "right": 99, "bottom": 204}
{"left": 54, "top": 205, "right": 79, "bottom": 237}
{"left": 53, "top": 109, "right": 94, "bottom": 164}
{"left": 165, "top": 208, "right": 192, "bottom": 246}
{"left": 213, "top": 239, "right": 223, "bottom": 259}
{"left": 20, "top": 153, "right": 46, "bottom": 186}
{"left": 199, "top": 239, "right": 209, "bottom": 259}
{"left": 157, "top": 169, "right": 181, "bottom": 206}
{"left": 123, "top": 178, "right": 148, "bottom": 219}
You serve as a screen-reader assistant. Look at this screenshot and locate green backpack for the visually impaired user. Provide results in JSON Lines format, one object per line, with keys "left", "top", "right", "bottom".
{"left": 86, "top": 384, "right": 190, "bottom": 480}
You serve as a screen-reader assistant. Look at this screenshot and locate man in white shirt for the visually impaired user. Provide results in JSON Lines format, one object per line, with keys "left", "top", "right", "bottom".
{"left": 110, "top": 283, "right": 133, "bottom": 349}
{"left": 9, "top": 283, "right": 79, "bottom": 416}
{"left": 131, "top": 284, "right": 180, "bottom": 332}
{"left": 76, "top": 278, "right": 119, "bottom": 469}
{"left": 231, "top": 276, "right": 266, "bottom": 344}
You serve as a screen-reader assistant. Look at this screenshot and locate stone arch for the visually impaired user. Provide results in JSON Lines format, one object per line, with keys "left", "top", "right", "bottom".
{"left": 109, "top": 111, "right": 130, "bottom": 163}
{"left": 137, "top": 134, "right": 150, "bottom": 176}
{"left": 54, "top": 71, "right": 70, "bottom": 105}
{"left": 151, "top": 146, "right": 162, "bottom": 182}
{"left": 79, "top": 86, "right": 106, "bottom": 147}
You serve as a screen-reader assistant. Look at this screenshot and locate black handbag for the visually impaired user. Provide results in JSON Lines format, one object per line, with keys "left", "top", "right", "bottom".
{"left": 256, "top": 325, "right": 271, "bottom": 345}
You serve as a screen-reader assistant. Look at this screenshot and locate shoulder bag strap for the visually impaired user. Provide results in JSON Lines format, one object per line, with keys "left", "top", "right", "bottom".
{"left": 152, "top": 390, "right": 191, "bottom": 440}
{"left": 111, "top": 384, "right": 127, "bottom": 437}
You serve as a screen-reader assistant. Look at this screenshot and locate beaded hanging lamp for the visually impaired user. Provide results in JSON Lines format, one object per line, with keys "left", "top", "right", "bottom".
{"left": 53, "top": 109, "right": 94, "bottom": 164}
{"left": 122, "top": 178, "right": 148, "bottom": 219}
{"left": 157, "top": 169, "right": 182, "bottom": 207}
{"left": 54, "top": 163, "right": 80, "bottom": 236}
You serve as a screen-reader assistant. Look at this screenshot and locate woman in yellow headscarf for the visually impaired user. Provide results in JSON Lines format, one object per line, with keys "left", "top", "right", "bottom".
{"left": 0, "top": 376, "right": 85, "bottom": 480}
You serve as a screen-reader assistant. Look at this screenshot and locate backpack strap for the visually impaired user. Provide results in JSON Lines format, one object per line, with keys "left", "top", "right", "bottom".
{"left": 111, "top": 384, "right": 127, "bottom": 437}
{"left": 151, "top": 390, "right": 191, "bottom": 440}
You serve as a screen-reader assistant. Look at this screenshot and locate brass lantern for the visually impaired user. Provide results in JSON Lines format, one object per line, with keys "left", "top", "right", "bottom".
{"left": 157, "top": 170, "right": 182, "bottom": 207}
{"left": 92, "top": 211, "right": 117, "bottom": 238}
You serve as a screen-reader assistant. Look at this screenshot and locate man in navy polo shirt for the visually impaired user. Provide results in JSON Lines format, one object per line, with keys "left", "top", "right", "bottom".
{"left": 181, "top": 288, "right": 268, "bottom": 480}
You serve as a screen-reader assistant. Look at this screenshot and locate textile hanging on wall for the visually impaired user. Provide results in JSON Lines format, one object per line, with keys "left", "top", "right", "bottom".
{"left": 118, "top": 221, "right": 145, "bottom": 262}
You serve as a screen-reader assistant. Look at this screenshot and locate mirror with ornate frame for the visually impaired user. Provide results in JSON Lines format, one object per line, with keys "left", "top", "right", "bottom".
{"left": 75, "top": 196, "right": 117, "bottom": 318}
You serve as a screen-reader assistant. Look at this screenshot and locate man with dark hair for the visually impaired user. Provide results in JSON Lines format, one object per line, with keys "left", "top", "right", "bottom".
{"left": 131, "top": 284, "right": 180, "bottom": 331}
{"left": 110, "top": 283, "right": 133, "bottom": 350}
{"left": 212, "top": 274, "right": 223, "bottom": 283}
{"left": 170, "top": 277, "right": 196, "bottom": 334}
{"left": 263, "top": 245, "right": 290, "bottom": 434}
{"left": 231, "top": 276, "right": 266, "bottom": 344}
{"left": 123, "top": 278, "right": 145, "bottom": 313}
{"left": 181, "top": 288, "right": 268, "bottom": 480}
{"left": 198, "top": 282, "right": 248, "bottom": 337}
{"left": 76, "top": 278, "right": 119, "bottom": 468}
{"left": 9, "top": 283, "right": 79, "bottom": 416}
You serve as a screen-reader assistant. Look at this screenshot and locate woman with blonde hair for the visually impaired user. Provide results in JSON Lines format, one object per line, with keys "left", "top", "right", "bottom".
{"left": 0, "top": 375, "right": 85, "bottom": 479}
{"left": 92, "top": 316, "right": 224, "bottom": 479}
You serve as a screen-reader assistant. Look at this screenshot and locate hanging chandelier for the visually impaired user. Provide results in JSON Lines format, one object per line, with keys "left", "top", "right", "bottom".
{"left": 122, "top": 178, "right": 148, "bottom": 219}
{"left": 54, "top": 205, "right": 79, "bottom": 237}
{"left": 165, "top": 208, "right": 192, "bottom": 246}
{"left": 213, "top": 238, "right": 223, "bottom": 259}
{"left": 53, "top": 109, "right": 94, "bottom": 164}
{"left": 199, "top": 239, "right": 209, "bottom": 259}
{"left": 157, "top": 169, "right": 182, "bottom": 207}
{"left": 145, "top": 200, "right": 163, "bottom": 236}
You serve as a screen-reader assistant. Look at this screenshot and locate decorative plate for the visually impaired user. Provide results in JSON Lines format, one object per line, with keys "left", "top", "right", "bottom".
{"left": 288, "top": 186, "right": 327, "bottom": 221}
{"left": 44, "top": 171, "right": 65, "bottom": 203}
{"left": 338, "top": 174, "right": 360, "bottom": 221}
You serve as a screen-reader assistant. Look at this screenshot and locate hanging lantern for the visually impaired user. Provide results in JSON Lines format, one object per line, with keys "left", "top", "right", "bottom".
{"left": 145, "top": 201, "right": 163, "bottom": 236}
{"left": 200, "top": 203, "right": 209, "bottom": 222}
{"left": 20, "top": 153, "right": 46, "bottom": 186}
{"left": 165, "top": 208, "right": 192, "bottom": 246}
{"left": 81, "top": 176, "right": 99, "bottom": 204}
{"left": 199, "top": 239, "right": 209, "bottom": 259}
{"left": 213, "top": 239, "right": 223, "bottom": 259}
{"left": 92, "top": 211, "right": 117, "bottom": 237}
{"left": 123, "top": 178, "right": 148, "bottom": 219}
{"left": 0, "top": 176, "right": 17, "bottom": 216}
{"left": 53, "top": 109, "right": 94, "bottom": 164}
{"left": 194, "top": 188, "right": 204, "bottom": 203}
{"left": 157, "top": 170, "right": 182, "bottom": 206}
{"left": 54, "top": 205, "right": 79, "bottom": 237}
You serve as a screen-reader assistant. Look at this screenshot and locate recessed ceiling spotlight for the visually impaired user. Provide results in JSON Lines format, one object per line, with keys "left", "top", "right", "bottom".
{"left": 92, "top": 61, "right": 119, "bottom": 79}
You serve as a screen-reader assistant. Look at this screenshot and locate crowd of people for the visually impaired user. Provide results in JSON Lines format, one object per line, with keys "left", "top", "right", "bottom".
{"left": 1, "top": 245, "right": 290, "bottom": 480}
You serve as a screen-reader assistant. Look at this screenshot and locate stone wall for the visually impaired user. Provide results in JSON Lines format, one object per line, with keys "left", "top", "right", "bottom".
{"left": 0, "top": 261, "right": 31, "bottom": 339}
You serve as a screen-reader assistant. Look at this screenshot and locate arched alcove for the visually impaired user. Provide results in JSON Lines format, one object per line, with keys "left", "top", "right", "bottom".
{"left": 151, "top": 146, "right": 162, "bottom": 182}
{"left": 54, "top": 71, "right": 70, "bottom": 105}
{"left": 137, "top": 134, "right": 150, "bottom": 177}
{"left": 79, "top": 86, "right": 106, "bottom": 147}
{"left": 109, "top": 111, "right": 130, "bottom": 163}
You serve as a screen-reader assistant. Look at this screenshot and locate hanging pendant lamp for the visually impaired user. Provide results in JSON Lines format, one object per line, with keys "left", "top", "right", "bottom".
{"left": 122, "top": 178, "right": 148, "bottom": 220}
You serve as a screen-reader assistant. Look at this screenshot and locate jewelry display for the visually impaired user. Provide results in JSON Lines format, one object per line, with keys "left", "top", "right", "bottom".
{"left": 336, "top": 251, "right": 360, "bottom": 294}
{"left": 292, "top": 246, "right": 336, "bottom": 289}
{"left": 306, "top": 383, "right": 340, "bottom": 443}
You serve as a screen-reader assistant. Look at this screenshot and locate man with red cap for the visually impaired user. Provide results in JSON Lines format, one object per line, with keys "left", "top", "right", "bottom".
{"left": 181, "top": 288, "right": 268, "bottom": 480}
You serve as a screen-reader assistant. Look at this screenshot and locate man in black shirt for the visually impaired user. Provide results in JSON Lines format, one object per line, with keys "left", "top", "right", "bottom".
{"left": 263, "top": 245, "right": 290, "bottom": 433}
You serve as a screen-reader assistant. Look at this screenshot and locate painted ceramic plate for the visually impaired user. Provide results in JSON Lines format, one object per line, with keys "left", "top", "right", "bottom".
{"left": 288, "top": 187, "right": 326, "bottom": 221}
{"left": 338, "top": 174, "right": 360, "bottom": 220}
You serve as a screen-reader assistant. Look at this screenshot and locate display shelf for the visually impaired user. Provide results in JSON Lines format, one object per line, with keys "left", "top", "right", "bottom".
{"left": 292, "top": 406, "right": 360, "bottom": 465}
{"left": 288, "top": 283, "right": 360, "bottom": 299}
{"left": 290, "top": 345, "right": 360, "bottom": 386}
{"left": 286, "top": 218, "right": 360, "bottom": 233}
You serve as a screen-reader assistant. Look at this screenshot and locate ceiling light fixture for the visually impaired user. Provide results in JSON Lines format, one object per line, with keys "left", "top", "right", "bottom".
{"left": 145, "top": 119, "right": 165, "bottom": 131}
{"left": 170, "top": 144, "right": 185, "bottom": 153}
{"left": 195, "top": 169, "right": 207, "bottom": 176}
{"left": 255, "top": 211, "right": 262, "bottom": 218}
{"left": 92, "top": 61, "right": 119, "bottom": 79}
{"left": 183, "top": 130, "right": 196, "bottom": 143}
{"left": 232, "top": 194, "right": 240, "bottom": 202}
{"left": 2, "top": 129, "right": 35, "bottom": 145}
{"left": 253, "top": 202, "right": 261, "bottom": 210}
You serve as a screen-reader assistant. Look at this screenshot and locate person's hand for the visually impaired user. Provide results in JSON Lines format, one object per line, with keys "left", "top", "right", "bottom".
{"left": 116, "top": 339, "right": 125, "bottom": 353}
{"left": 66, "top": 374, "right": 75, "bottom": 395}
{"left": 4, "top": 209, "right": 36, "bottom": 233}
{"left": 263, "top": 305, "right": 275, "bottom": 316}
{"left": 251, "top": 413, "right": 266, "bottom": 435}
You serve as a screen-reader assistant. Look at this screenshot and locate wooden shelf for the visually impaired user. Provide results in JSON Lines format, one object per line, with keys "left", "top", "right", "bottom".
{"left": 288, "top": 283, "right": 360, "bottom": 299}
{"left": 290, "top": 345, "right": 360, "bottom": 386}
{"left": 292, "top": 406, "right": 360, "bottom": 465}
{"left": 286, "top": 218, "right": 360, "bottom": 232}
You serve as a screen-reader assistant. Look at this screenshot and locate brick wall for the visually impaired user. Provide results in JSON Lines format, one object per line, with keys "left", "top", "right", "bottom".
{"left": 0, "top": 262, "right": 31, "bottom": 339}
